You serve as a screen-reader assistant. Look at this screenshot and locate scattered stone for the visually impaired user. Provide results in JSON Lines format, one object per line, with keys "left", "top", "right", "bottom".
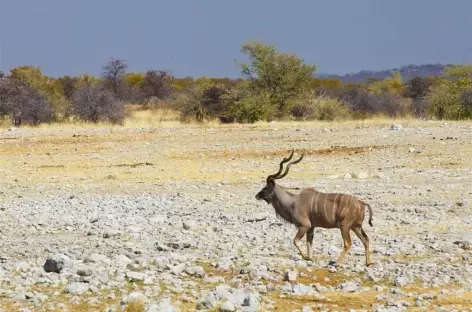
{"left": 66, "top": 282, "right": 89, "bottom": 295}
{"left": 219, "top": 301, "right": 236, "bottom": 312}
{"left": 196, "top": 292, "right": 218, "bottom": 309}
{"left": 284, "top": 270, "right": 298, "bottom": 282}
{"left": 184, "top": 266, "right": 205, "bottom": 278}
{"left": 394, "top": 276, "right": 409, "bottom": 287}
{"left": 391, "top": 124, "right": 403, "bottom": 131}
{"left": 338, "top": 280, "right": 360, "bottom": 292}
{"left": 353, "top": 171, "right": 369, "bottom": 179}
{"left": 126, "top": 271, "right": 146, "bottom": 282}
{"left": 43, "top": 254, "right": 72, "bottom": 273}
{"left": 216, "top": 258, "right": 234, "bottom": 271}
{"left": 182, "top": 220, "right": 198, "bottom": 231}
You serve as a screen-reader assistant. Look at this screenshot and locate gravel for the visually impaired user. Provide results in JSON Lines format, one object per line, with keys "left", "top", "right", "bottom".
{"left": 0, "top": 123, "right": 471, "bottom": 310}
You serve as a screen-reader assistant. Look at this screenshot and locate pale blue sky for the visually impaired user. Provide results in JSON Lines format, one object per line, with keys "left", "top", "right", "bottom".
{"left": 0, "top": 0, "right": 471, "bottom": 78}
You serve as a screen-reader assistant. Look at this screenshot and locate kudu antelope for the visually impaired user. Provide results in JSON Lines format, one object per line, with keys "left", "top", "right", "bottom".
{"left": 255, "top": 149, "right": 374, "bottom": 267}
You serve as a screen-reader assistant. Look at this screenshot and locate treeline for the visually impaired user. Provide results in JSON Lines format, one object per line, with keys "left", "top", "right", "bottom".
{"left": 0, "top": 41, "right": 471, "bottom": 126}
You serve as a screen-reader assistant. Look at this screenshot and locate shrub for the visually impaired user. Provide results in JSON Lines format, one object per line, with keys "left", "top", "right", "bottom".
{"left": 427, "top": 64, "right": 472, "bottom": 120}
{"left": 331, "top": 87, "right": 405, "bottom": 118}
{"left": 403, "top": 76, "right": 432, "bottom": 99}
{"left": 367, "top": 92, "right": 407, "bottom": 118}
{"left": 368, "top": 71, "right": 405, "bottom": 95}
{"left": 56, "top": 76, "right": 79, "bottom": 101}
{"left": 174, "top": 82, "right": 272, "bottom": 124}
{"left": 236, "top": 41, "right": 316, "bottom": 117}
{"left": 290, "top": 92, "right": 351, "bottom": 121}
{"left": 461, "top": 90, "right": 472, "bottom": 109}
{"left": 173, "top": 87, "right": 206, "bottom": 123}
{"left": 411, "top": 97, "right": 429, "bottom": 118}
{"left": 70, "top": 84, "right": 125, "bottom": 124}
{"left": 331, "top": 87, "right": 372, "bottom": 115}
{"left": 227, "top": 92, "right": 274, "bottom": 123}
{"left": 0, "top": 79, "right": 55, "bottom": 126}
{"left": 460, "top": 90, "right": 472, "bottom": 117}
{"left": 8, "top": 65, "right": 69, "bottom": 120}
{"left": 290, "top": 102, "right": 314, "bottom": 119}
{"left": 140, "top": 70, "right": 174, "bottom": 101}
{"left": 200, "top": 85, "right": 228, "bottom": 120}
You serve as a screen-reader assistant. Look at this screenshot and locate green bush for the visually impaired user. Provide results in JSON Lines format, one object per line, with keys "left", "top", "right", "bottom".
{"left": 427, "top": 65, "right": 472, "bottom": 120}
{"left": 227, "top": 92, "right": 274, "bottom": 123}
{"left": 290, "top": 92, "right": 351, "bottom": 121}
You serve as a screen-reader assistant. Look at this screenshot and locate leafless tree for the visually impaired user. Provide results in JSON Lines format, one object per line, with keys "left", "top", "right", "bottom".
{"left": 71, "top": 84, "right": 125, "bottom": 124}
{"left": 140, "top": 70, "right": 174, "bottom": 101}
{"left": 0, "top": 79, "right": 55, "bottom": 126}
{"left": 56, "top": 75, "right": 78, "bottom": 101}
{"left": 461, "top": 90, "right": 472, "bottom": 110}
{"left": 101, "top": 58, "right": 128, "bottom": 100}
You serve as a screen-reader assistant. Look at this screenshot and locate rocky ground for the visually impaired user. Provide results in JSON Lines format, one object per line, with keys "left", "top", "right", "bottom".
{"left": 0, "top": 120, "right": 471, "bottom": 311}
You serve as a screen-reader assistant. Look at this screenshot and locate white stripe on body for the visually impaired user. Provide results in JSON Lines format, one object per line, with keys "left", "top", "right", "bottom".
{"left": 310, "top": 191, "right": 316, "bottom": 213}
{"left": 342, "top": 195, "right": 351, "bottom": 219}
{"left": 338, "top": 194, "right": 346, "bottom": 219}
{"left": 322, "top": 193, "right": 328, "bottom": 222}
{"left": 313, "top": 192, "right": 321, "bottom": 217}
{"left": 332, "top": 193, "right": 340, "bottom": 224}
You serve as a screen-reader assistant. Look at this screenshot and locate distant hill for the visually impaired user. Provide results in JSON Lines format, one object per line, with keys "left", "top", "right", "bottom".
{"left": 317, "top": 63, "right": 451, "bottom": 83}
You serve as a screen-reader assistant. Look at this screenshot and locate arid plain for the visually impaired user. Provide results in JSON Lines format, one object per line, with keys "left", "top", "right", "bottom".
{"left": 0, "top": 119, "right": 471, "bottom": 311}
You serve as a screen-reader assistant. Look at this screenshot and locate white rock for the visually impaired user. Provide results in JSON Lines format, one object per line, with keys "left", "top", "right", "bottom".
{"left": 66, "top": 282, "right": 89, "bottom": 295}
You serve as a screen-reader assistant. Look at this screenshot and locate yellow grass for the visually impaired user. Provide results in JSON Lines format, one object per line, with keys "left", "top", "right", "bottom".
{"left": 4, "top": 106, "right": 466, "bottom": 131}
{"left": 124, "top": 299, "right": 146, "bottom": 312}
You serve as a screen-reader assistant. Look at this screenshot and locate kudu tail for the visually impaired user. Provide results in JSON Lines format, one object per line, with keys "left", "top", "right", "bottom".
{"left": 364, "top": 202, "right": 373, "bottom": 227}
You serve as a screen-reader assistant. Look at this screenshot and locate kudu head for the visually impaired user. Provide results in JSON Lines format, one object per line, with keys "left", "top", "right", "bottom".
{"left": 255, "top": 149, "right": 304, "bottom": 204}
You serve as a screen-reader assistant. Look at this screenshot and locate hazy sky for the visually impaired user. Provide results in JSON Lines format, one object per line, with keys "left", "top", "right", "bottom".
{"left": 0, "top": 0, "right": 471, "bottom": 78}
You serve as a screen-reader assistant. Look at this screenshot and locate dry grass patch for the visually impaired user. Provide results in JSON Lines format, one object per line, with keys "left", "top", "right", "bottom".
{"left": 124, "top": 299, "right": 146, "bottom": 312}
{"left": 268, "top": 290, "right": 382, "bottom": 311}
{"left": 295, "top": 268, "right": 354, "bottom": 287}
{"left": 169, "top": 145, "right": 391, "bottom": 161}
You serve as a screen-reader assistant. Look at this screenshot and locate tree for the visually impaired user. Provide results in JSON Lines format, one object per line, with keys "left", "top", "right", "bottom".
{"left": 0, "top": 79, "right": 55, "bottom": 126}
{"left": 8, "top": 65, "right": 68, "bottom": 119}
{"left": 71, "top": 84, "right": 125, "bottom": 124}
{"left": 173, "top": 77, "right": 195, "bottom": 91}
{"left": 125, "top": 72, "right": 145, "bottom": 88}
{"left": 427, "top": 64, "right": 472, "bottom": 119}
{"left": 56, "top": 75, "right": 79, "bottom": 101}
{"left": 140, "top": 70, "right": 174, "bottom": 100}
{"left": 235, "top": 41, "right": 316, "bottom": 117}
{"left": 368, "top": 71, "right": 405, "bottom": 95}
{"left": 403, "top": 76, "right": 433, "bottom": 99}
{"left": 310, "top": 78, "right": 343, "bottom": 93}
{"left": 403, "top": 76, "right": 434, "bottom": 118}
{"left": 101, "top": 58, "right": 128, "bottom": 100}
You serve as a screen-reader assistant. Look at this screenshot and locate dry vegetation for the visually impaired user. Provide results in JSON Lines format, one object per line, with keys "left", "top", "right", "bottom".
{"left": 1, "top": 116, "right": 472, "bottom": 311}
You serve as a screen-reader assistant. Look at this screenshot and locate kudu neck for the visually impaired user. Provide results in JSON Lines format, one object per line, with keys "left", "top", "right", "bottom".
{"left": 270, "top": 183, "right": 295, "bottom": 207}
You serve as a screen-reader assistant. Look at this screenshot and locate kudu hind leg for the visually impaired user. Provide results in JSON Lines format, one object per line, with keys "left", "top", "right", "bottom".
{"left": 306, "top": 228, "right": 314, "bottom": 260}
{"left": 335, "top": 225, "right": 352, "bottom": 266}
{"left": 353, "top": 226, "right": 372, "bottom": 266}
{"left": 293, "top": 227, "right": 310, "bottom": 260}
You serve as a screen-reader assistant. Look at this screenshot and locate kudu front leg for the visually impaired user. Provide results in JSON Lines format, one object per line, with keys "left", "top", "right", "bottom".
{"left": 293, "top": 227, "right": 310, "bottom": 260}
